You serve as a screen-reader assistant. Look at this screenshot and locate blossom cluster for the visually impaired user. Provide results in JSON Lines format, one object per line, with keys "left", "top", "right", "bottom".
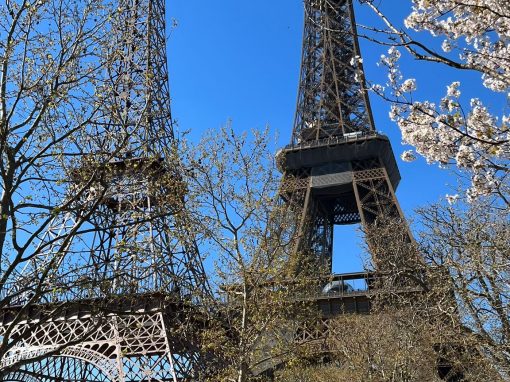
{"left": 373, "top": 1, "right": 510, "bottom": 204}
{"left": 390, "top": 76, "right": 509, "bottom": 202}
{"left": 405, "top": 0, "right": 510, "bottom": 94}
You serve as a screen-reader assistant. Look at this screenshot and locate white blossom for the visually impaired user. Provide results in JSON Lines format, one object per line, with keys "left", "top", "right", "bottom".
{"left": 441, "top": 39, "right": 452, "bottom": 53}
{"left": 371, "top": 84, "right": 385, "bottom": 93}
{"left": 404, "top": 0, "right": 510, "bottom": 95}
{"left": 367, "top": 0, "right": 510, "bottom": 204}
{"left": 455, "top": 144, "right": 475, "bottom": 168}
{"left": 440, "top": 97, "right": 458, "bottom": 113}
{"left": 400, "top": 78, "right": 417, "bottom": 93}
{"left": 350, "top": 55, "right": 363, "bottom": 66}
{"left": 401, "top": 150, "right": 416, "bottom": 162}
{"left": 380, "top": 47, "right": 403, "bottom": 89}
{"left": 446, "top": 82, "right": 461, "bottom": 98}
{"left": 445, "top": 194, "right": 459, "bottom": 205}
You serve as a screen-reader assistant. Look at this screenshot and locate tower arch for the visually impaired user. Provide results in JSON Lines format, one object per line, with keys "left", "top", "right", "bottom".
{"left": 1, "top": 346, "right": 119, "bottom": 382}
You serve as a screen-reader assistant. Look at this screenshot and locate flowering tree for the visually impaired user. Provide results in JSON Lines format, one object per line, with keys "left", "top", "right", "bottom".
{"left": 417, "top": 201, "right": 510, "bottom": 378}
{"left": 359, "top": 0, "right": 510, "bottom": 205}
{"left": 186, "top": 126, "right": 311, "bottom": 382}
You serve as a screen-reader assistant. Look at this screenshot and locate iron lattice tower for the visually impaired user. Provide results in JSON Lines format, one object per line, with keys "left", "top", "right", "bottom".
{"left": 276, "top": 6, "right": 463, "bottom": 380}
{"left": 278, "top": 0, "right": 411, "bottom": 301}
{"left": 0, "top": 0, "right": 209, "bottom": 380}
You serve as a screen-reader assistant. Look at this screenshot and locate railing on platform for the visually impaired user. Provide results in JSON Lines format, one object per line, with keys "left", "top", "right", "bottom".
{"left": 284, "top": 130, "right": 380, "bottom": 151}
{"left": 221, "top": 271, "right": 376, "bottom": 306}
{"left": 293, "top": 271, "right": 375, "bottom": 301}
{"left": 0, "top": 269, "right": 187, "bottom": 307}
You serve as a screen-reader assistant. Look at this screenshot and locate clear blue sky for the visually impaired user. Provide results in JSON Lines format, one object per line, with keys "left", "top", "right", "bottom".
{"left": 165, "top": 1, "right": 503, "bottom": 274}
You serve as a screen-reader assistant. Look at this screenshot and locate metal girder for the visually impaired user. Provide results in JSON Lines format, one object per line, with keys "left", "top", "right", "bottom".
{"left": 261, "top": 1, "right": 450, "bottom": 379}
{"left": 280, "top": 161, "right": 411, "bottom": 275}
{"left": 2, "top": 0, "right": 209, "bottom": 380}
{"left": 1, "top": 309, "right": 200, "bottom": 381}
{"left": 12, "top": 0, "right": 209, "bottom": 307}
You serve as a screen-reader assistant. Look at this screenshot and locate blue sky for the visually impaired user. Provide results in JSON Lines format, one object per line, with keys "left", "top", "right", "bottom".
{"left": 165, "top": 1, "right": 504, "bottom": 274}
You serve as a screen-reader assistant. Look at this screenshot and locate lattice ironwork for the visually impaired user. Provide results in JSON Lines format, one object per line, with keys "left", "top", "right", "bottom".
{"left": 279, "top": 0, "right": 411, "bottom": 277}
{"left": 262, "top": 1, "right": 450, "bottom": 379}
{"left": 4, "top": 358, "right": 113, "bottom": 382}
{"left": 292, "top": 0, "right": 375, "bottom": 144}
{"left": 269, "top": 6, "right": 428, "bottom": 377}
{"left": 279, "top": 175, "right": 310, "bottom": 194}
{"left": 1, "top": 298, "right": 203, "bottom": 380}
{"left": 13, "top": 0, "right": 208, "bottom": 302}
{"left": 353, "top": 166, "right": 403, "bottom": 225}
{"left": 1, "top": 0, "right": 209, "bottom": 380}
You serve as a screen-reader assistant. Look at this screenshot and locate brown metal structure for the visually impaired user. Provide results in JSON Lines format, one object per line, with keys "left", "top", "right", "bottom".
{"left": 0, "top": 0, "right": 209, "bottom": 380}
{"left": 278, "top": 0, "right": 411, "bottom": 277}
{"left": 275, "top": 3, "right": 464, "bottom": 379}
{"left": 272, "top": 3, "right": 420, "bottom": 365}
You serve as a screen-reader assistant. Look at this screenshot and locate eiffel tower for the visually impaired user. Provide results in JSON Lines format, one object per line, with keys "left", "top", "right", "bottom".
{"left": 268, "top": 3, "right": 472, "bottom": 381}
{"left": 0, "top": 0, "right": 209, "bottom": 380}
{"left": 277, "top": 0, "right": 412, "bottom": 317}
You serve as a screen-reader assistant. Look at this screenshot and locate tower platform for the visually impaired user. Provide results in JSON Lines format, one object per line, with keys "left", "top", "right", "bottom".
{"left": 278, "top": 132, "right": 401, "bottom": 192}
